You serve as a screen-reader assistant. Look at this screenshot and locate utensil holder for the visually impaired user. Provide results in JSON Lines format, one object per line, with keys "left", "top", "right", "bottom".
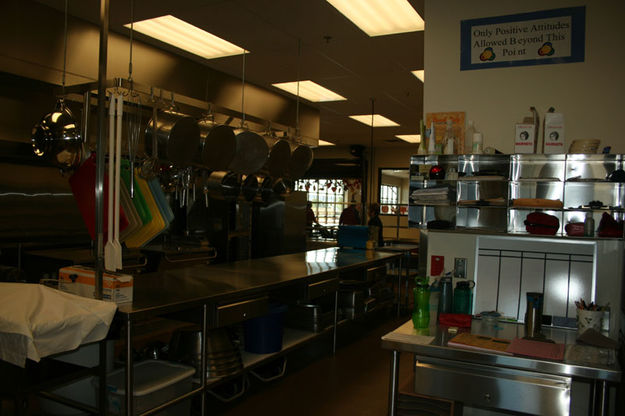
{"left": 576, "top": 309, "right": 603, "bottom": 334}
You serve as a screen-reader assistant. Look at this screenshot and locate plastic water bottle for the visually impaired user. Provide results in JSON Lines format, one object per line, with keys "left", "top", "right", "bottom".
{"left": 464, "top": 120, "right": 475, "bottom": 155}
{"left": 412, "top": 279, "right": 430, "bottom": 329}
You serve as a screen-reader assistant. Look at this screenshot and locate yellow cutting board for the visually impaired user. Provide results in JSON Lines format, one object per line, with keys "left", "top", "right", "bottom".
{"left": 124, "top": 170, "right": 166, "bottom": 248}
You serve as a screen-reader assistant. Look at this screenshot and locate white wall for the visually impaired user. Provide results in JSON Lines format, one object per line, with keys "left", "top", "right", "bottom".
{"left": 424, "top": 0, "right": 625, "bottom": 153}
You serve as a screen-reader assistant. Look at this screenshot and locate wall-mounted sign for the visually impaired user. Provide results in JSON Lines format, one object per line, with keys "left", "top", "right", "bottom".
{"left": 460, "top": 7, "right": 585, "bottom": 71}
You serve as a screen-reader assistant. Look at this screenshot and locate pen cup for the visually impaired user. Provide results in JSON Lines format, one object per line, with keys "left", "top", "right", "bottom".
{"left": 576, "top": 309, "right": 603, "bottom": 334}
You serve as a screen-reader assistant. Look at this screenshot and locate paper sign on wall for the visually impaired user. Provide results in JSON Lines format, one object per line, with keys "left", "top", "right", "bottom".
{"left": 460, "top": 7, "right": 585, "bottom": 71}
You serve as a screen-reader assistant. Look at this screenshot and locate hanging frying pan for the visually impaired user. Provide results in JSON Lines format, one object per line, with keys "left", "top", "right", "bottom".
{"left": 228, "top": 131, "right": 269, "bottom": 175}
{"left": 197, "top": 122, "right": 237, "bottom": 171}
{"left": 259, "top": 176, "right": 274, "bottom": 203}
{"left": 145, "top": 110, "right": 200, "bottom": 167}
{"left": 264, "top": 139, "right": 291, "bottom": 178}
{"left": 288, "top": 145, "right": 313, "bottom": 179}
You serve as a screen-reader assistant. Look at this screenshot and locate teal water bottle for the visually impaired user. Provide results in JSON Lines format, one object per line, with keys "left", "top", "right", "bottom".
{"left": 412, "top": 279, "right": 431, "bottom": 329}
{"left": 453, "top": 280, "right": 475, "bottom": 314}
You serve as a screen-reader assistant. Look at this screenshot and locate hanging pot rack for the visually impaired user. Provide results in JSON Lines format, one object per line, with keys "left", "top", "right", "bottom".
{"left": 61, "top": 77, "right": 319, "bottom": 148}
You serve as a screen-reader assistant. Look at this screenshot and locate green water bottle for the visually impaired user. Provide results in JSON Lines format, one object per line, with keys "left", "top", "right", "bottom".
{"left": 412, "top": 279, "right": 430, "bottom": 329}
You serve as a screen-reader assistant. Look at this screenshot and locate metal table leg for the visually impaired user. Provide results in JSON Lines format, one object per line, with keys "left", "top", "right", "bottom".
{"left": 396, "top": 256, "right": 403, "bottom": 317}
{"left": 595, "top": 380, "right": 608, "bottom": 416}
{"left": 125, "top": 316, "right": 134, "bottom": 416}
{"left": 98, "top": 339, "right": 107, "bottom": 415}
{"left": 404, "top": 252, "right": 410, "bottom": 311}
{"left": 333, "top": 290, "right": 338, "bottom": 354}
{"left": 388, "top": 350, "right": 400, "bottom": 416}
{"left": 200, "top": 304, "right": 208, "bottom": 416}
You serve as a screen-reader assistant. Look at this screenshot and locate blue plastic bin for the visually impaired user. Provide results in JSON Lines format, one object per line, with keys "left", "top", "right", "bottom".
{"left": 244, "top": 304, "right": 288, "bottom": 354}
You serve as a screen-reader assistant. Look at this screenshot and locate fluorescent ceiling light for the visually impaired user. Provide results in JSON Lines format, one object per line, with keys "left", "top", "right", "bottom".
{"left": 125, "top": 15, "right": 246, "bottom": 60}
{"left": 318, "top": 139, "right": 336, "bottom": 146}
{"left": 396, "top": 134, "right": 421, "bottom": 143}
{"left": 272, "top": 80, "right": 346, "bottom": 102}
{"left": 349, "top": 114, "right": 399, "bottom": 127}
{"left": 411, "top": 70, "right": 424, "bottom": 82}
{"left": 327, "top": 0, "right": 424, "bottom": 36}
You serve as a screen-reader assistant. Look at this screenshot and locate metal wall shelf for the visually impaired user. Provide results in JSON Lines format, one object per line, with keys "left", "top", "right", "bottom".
{"left": 408, "top": 154, "right": 625, "bottom": 238}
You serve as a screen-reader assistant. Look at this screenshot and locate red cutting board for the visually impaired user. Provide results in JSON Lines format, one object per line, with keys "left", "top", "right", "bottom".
{"left": 506, "top": 337, "right": 565, "bottom": 361}
{"left": 69, "top": 153, "right": 129, "bottom": 242}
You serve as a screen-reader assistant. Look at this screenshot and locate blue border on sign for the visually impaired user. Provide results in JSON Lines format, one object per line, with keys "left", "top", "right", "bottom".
{"left": 460, "top": 7, "right": 585, "bottom": 71}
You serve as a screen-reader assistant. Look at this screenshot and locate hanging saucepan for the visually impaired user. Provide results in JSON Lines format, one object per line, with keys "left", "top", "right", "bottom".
{"left": 145, "top": 110, "right": 201, "bottom": 167}
{"left": 205, "top": 170, "right": 240, "bottom": 200}
{"left": 196, "top": 121, "right": 237, "bottom": 170}
{"left": 31, "top": 98, "right": 82, "bottom": 171}
{"left": 288, "top": 145, "right": 313, "bottom": 179}
{"left": 228, "top": 131, "right": 269, "bottom": 175}
{"left": 260, "top": 176, "right": 274, "bottom": 203}
{"left": 241, "top": 174, "right": 259, "bottom": 202}
{"left": 263, "top": 139, "right": 291, "bottom": 178}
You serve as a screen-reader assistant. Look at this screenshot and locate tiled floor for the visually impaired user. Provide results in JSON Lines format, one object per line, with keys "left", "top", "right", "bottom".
{"left": 213, "top": 316, "right": 413, "bottom": 416}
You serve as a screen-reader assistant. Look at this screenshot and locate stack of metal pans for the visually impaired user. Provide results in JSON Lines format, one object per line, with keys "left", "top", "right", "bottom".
{"left": 169, "top": 327, "right": 242, "bottom": 379}
{"left": 205, "top": 328, "right": 243, "bottom": 378}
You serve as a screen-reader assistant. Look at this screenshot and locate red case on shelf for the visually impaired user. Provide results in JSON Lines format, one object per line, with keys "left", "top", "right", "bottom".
{"left": 565, "top": 222, "right": 584, "bottom": 236}
{"left": 524, "top": 212, "right": 559, "bottom": 235}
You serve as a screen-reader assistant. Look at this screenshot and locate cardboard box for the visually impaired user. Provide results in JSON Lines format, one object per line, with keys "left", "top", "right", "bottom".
{"left": 59, "top": 265, "right": 133, "bottom": 304}
{"left": 515, "top": 124, "right": 536, "bottom": 154}
{"left": 543, "top": 112, "right": 565, "bottom": 154}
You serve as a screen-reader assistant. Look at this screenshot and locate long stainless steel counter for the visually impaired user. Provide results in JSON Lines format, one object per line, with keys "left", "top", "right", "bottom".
{"left": 118, "top": 247, "right": 398, "bottom": 319}
{"left": 382, "top": 320, "right": 621, "bottom": 416}
{"left": 115, "top": 247, "right": 401, "bottom": 416}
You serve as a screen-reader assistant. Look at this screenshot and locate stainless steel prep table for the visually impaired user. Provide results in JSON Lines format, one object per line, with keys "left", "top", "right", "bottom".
{"left": 115, "top": 247, "right": 401, "bottom": 416}
{"left": 382, "top": 320, "right": 621, "bottom": 416}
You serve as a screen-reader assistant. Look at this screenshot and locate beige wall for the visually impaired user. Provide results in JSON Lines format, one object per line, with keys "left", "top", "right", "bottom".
{"left": 424, "top": 0, "right": 625, "bottom": 153}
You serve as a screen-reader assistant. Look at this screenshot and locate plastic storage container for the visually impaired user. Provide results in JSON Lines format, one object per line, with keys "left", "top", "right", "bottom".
{"left": 244, "top": 304, "right": 288, "bottom": 354}
{"left": 102, "top": 360, "right": 194, "bottom": 415}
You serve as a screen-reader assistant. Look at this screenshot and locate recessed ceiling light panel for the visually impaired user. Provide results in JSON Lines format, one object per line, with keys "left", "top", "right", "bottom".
{"left": 396, "top": 134, "right": 421, "bottom": 143}
{"left": 411, "top": 70, "right": 424, "bottom": 83}
{"left": 349, "top": 114, "right": 399, "bottom": 127}
{"left": 327, "top": 0, "right": 424, "bottom": 36}
{"left": 125, "top": 15, "right": 247, "bottom": 60}
{"left": 272, "top": 81, "right": 346, "bottom": 102}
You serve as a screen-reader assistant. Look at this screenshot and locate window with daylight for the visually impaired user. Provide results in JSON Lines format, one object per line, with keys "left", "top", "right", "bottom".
{"left": 295, "top": 179, "right": 348, "bottom": 226}
{"left": 380, "top": 184, "right": 399, "bottom": 209}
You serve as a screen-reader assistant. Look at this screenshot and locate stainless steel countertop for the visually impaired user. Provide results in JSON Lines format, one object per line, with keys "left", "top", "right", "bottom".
{"left": 118, "top": 247, "right": 400, "bottom": 319}
{"left": 377, "top": 243, "right": 419, "bottom": 253}
{"left": 381, "top": 320, "right": 621, "bottom": 382}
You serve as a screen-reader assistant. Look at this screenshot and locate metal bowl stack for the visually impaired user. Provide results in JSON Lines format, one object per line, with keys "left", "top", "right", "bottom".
{"left": 169, "top": 327, "right": 242, "bottom": 379}
{"left": 205, "top": 328, "right": 243, "bottom": 378}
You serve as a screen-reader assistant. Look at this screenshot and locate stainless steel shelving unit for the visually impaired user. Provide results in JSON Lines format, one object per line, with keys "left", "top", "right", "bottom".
{"left": 408, "top": 154, "right": 625, "bottom": 239}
